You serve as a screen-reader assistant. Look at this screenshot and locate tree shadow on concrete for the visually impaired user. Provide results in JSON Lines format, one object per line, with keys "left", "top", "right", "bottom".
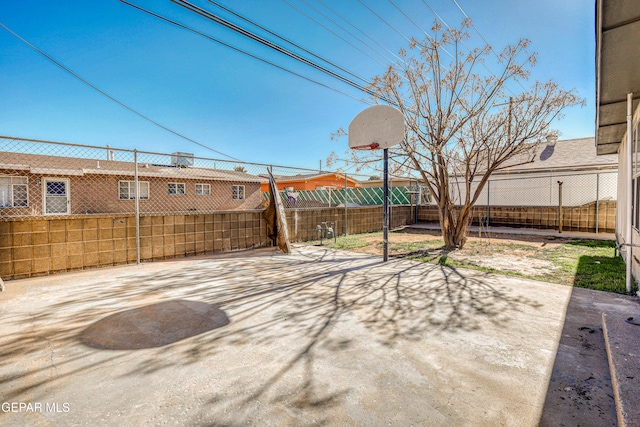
{"left": 0, "top": 246, "right": 544, "bottom": 425}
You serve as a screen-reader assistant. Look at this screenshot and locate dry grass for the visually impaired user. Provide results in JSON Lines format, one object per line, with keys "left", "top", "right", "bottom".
{"left": 304, "top": 229, "right": 631, "bottom": 294}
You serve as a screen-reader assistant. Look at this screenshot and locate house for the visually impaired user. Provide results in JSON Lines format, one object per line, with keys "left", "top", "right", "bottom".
{"left": 415, "top": 136, "right": 618, "bottom": 231}
{"left": 595, "top": 0, "right": 640, "bottom": 290}
{"left": 259, "top": 172, "right": 361, "bottom": 192}
{"left": 0, "top": 151, "right": 265, "bottom": 217}
{"left": 442, "top": 136, "right": 618, "bottom": 207}
{"left": 481, "top": 136, "right": 618, "bottom": 206}
{"left": 358, "top": 177, "right": 418, "bottom": 188}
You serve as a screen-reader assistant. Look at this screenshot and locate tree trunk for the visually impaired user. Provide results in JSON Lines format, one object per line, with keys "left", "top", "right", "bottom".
{"left": 441, "top": 207, "right": 471, "bottom": 250}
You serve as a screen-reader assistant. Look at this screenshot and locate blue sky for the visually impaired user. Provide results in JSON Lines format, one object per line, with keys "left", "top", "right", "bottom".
{"left": 0, "top": 0, "right": 594, "bottom": 170}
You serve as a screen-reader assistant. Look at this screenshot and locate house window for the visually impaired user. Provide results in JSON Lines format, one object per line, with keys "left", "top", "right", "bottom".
{"left": 0, "top": 176, "right": 28, "bottom": 208}
{"left": 195, "top": 183, "right": 210, "bottom": 195}
{"left": 232, "top": 185, "right": 245, "bottom": 200}
{"left": 119, "top": 181, "right": 149, "bottom": 200}
{"left": 168, "top": 182, "right": 185, "bottom": 195}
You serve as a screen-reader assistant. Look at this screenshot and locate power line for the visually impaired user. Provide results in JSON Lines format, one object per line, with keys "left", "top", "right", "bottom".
{"left": 307, "top": 0, "right": 402, "bottom": 65}
{"left": 450, "top": 0, "right": 492, "bottom": 49}
{"left": 172, "top": 0, "right": 391, "bottom": 103}
{"left": 207, "top": 0, "right": 369, "bottom": 85}
{"left": 388, "top": 0, "right": 455, "bottom": 60}
{"left": 121, "top": 0, "right": 372, "bottom": 105}
{"left": 283, "top": 0, "right": 391, "bottom": 68}
{"left": 357, "top": 0, "right": 412, "bottom": 44}
{"left": 0, "top": 21, "right": 243, "bottom": 161}
{"left": 388, "top": 0, "right": 430, "bottom": 39}
{"left": 419, "top": 0, "right": 526, "bottom": 96}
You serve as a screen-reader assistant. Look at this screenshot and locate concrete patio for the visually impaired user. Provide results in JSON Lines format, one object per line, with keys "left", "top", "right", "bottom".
{"left": 0, "top": 245, "right": 637, "bottom": 426}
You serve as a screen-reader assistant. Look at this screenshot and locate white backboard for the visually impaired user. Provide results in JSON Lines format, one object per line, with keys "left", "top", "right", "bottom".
{"left": 348, "top": 105, "right": 404, "bottom": 150}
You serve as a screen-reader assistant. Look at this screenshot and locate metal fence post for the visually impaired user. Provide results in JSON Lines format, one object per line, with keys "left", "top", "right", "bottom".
{"left": 134, "top": 149, "right": 140, "bottom": 264}
{"left": 389, "top": 177, "right": 393, "bottom": 230}
{"left": 486, "top": 180, "right": 490, "bottom": 227}
{"left": 344, "top": 173, "right": 348, "bottom": 236}
{"left": 558, "top": 180, "right": 563, "bottom": 233}
{"left": 595, "top": 173, "right": 600, "bottom": 234}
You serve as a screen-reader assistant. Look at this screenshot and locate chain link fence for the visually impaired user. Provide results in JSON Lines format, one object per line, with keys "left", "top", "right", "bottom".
{"left": 3, "top": 135, "right": 612, "bottom": 232}
{"left": 421, "top": 171, "right": 618, "bottom": 232}
{"left": 0, "top": 136, "right": 421, "bottom": 221}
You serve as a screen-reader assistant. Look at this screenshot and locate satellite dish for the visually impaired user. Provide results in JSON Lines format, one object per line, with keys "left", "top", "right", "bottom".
{"left": 348, "top": 105, "right": 404, "bottom": 150}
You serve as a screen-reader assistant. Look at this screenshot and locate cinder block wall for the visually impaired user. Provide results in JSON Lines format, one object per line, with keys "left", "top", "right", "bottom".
{"left": 418, "top": 201, "right": 616, "bottom": 233}
{"left": 285, "top": 206, "right": 413, "bottom": 242}
{"left": 0, "top": 211, "right": 269, "bottom": 281}
{"left": 0, "top": 205, "right": 415, "bottom": 281}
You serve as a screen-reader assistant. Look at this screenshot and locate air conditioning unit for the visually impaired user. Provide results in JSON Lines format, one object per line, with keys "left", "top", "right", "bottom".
{"left": 171, "top": 152, "right": 194, "bottom": 168}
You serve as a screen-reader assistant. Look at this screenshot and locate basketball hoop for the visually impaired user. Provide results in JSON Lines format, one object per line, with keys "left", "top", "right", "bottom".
{"left": 350, "top": 142, "right": 380, "bottom": 150}
{"left": 347, "top": 105, "right": 405, "bottom": 262}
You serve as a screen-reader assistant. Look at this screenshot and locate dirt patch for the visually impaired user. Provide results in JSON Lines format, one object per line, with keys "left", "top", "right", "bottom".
{"left": 449, "top": 253, "right": 558, "bottom": 276}
{"left": 397, "top": 228, "right": 569, "bottom": 248}
{"left": 339, "top": 228, "right": 573, "bottom": 278}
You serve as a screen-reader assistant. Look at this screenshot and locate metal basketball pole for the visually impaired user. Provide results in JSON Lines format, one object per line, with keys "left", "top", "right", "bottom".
{"left": 347, "top": 105, "right": 403, "bottom": 264}
{"left": 383, "top": 148, "right": 389, "bottom": 262}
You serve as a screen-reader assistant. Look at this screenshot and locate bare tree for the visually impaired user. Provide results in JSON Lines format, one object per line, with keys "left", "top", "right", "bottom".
{"left": 331, "top": 21, "right": 583, "bottom": 249}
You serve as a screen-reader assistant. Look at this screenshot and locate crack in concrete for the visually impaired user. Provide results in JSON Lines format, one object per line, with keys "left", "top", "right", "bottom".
{"left": 29, "top": 312, "right": 58, "bottom": 377}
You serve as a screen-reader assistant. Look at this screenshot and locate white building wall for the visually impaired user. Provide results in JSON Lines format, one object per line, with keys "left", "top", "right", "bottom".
{"left": 616, "top": 103, "right": 640, "bottom": 286}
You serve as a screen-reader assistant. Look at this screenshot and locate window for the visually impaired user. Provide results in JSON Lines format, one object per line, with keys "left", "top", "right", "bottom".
{"left": 195, "top": 183, "right": 210, "bottom": 195}
{"left": 168, "top": 182, "right": 185, "bottom": 195}
{"left": 0, "top": 176, "right": 28, "bottom": 208}
{"left": 232, "top": 185, "right": 245, "bottom": 200}
{"left": 119, "top": 181, "right": 149, "bottom": 200}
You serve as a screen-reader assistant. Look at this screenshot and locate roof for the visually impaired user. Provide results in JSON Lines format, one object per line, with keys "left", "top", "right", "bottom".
{"left": 0, "top": 151, "right": 266, "bottom": 183}
{"left": 359, "top": 177, "right": 418, "bottom": 188}
{"left": 268, "top": 172, "right": 358, "bottom": 183}
{"left": 497, "top": 137, "right": 618, "bottom": 174}
{"left": 595, "top": 0, "right": 640, "bottom": 154}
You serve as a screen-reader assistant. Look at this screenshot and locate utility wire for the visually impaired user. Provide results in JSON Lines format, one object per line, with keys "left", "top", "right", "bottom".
{"left": 306, "top": 0, "right": 401, "bottom": 65}
{"left": 357, "top": 0, "right": 412, "bottom": 44}
{"left": 207, "top": 0, "right": 368, "bottom": 85}
{"left": 388, "top": 0, "right": 455, "bottom": 60}
{"left": 317, "top": 0, "right": 402, "bottom": 64}
{"left": 420, "top": 0, "right": 525, "bottom": 97}
{"left": 121, "top": 0, "right": 372, "bottom": 106}
{"left": 451, "top": 0, "right": 535, "bottom": 89}
{"left": 283, "top": 0, "right": 390, "bottom": 68}
{"left": 172, "top": 0, "right": 393, "bottom": 104}
{"left": 0, "top": 21, "right": 243, "bottom": 161}
{"left": 388, "top": 0, "right": 430, "bottom": 39}
{"left": 451, "top": 0, "right": 492, "bottom": 49}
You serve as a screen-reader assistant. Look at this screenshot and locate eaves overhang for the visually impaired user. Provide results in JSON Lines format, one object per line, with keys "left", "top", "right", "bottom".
{"left": 595, "top": 0, "right": 640, "bottom": 155}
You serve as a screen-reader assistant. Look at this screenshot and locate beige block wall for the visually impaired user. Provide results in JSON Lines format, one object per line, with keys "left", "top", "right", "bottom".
{"left": 285, "top": 206, "right": 413, "bottom": 242}
{"left": 0, "top": 205, "right": 416, "bottom": 281}
{"left": 418, "top": 201, "right": 616, "bottom": 233}
{"left": 0, "top": 211, "right": 270, "bottom": 280}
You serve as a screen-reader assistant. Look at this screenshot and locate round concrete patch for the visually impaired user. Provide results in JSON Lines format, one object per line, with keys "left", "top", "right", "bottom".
{"left": 79, "top": 299, "right": 229, "bottom": 350}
